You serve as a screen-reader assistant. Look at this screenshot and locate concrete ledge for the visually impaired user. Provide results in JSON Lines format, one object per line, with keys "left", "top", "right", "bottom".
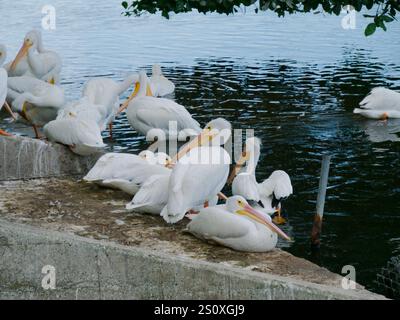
{"left": 0, "top": 219, "right": 386, "bottom": 300}
{"left": 0, "top": 136, "right": 101, "bottom": 181}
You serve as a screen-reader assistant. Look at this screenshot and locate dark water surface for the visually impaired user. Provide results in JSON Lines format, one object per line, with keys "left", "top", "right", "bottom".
{"left": 1, "top": 0, "right": 400, "bottom": 294}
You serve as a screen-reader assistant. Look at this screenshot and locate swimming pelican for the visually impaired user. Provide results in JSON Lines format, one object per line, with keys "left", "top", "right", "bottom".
{"left": 229, "top": 137, "right": 293, "bottom": 223}
{"left": 82, "top": 73, "right": 139, "bottom": 137}
{"left": 7, "top": 30, "right": 62, "bottom": 84}
{"left": 83, "top": 150, "right": 171, "bottom": 195}
{"left": 149, "top": 64, "right": 175, "bottom": 97}
{"left": 354, "top": 87, "right": 400, "bottom": 120}
{"left": 43, "top": 112, "right": 106, "bottom": 156}
{"left": 161, "top": 118, "right": 232, "bottom": 224}
{"left": 119, "top": 71, "right": 201, "bottom": 139}
{"left": 0, "top": 44, "right": 17, "bottom": 136}
{"left": 7, "top": 76, "right": 65, "bottom": 138}
{"left": 186, "top": 196, "right": 291, "bottom": 252}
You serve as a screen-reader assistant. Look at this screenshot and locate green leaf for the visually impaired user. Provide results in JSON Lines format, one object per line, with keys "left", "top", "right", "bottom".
{"left": 121, "top": 1, "right": 128, "bottom": 9}
{"left": 365, "top": 23, "right": 376, "bottom": 36}
{"left": 383, "top": 15, "right": 394, "bottom": 22}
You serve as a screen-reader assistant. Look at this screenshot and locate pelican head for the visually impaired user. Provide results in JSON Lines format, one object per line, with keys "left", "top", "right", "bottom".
{"left": 171, "top": 118, "right": 232, "bottom": 163}
{"left": 118, "top": 70, "right": 153, "bottom": 114}
{"left": 227, "top": 196, "right": 291, "bottom": 241}
{"left": 138, "top": 150, "right": 158, "bottom": 164}
{"left": 155, "top": 152, "right": 172, "bottom": 166}
{"left": 0, "top": 44, "right": 7, "bottom": 66}
{"left": 10, "top": 30, "right": 42, "bottom": 71}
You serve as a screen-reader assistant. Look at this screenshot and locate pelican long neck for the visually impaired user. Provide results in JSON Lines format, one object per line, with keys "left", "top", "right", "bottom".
{"left": 137, "top": 73, "right": 148, "bottom": 98}
{"left": 35, "top": 31, "right": 45, "bottom": 52}
{"left": 244, "top": 146, "right": 260, "bottom": 176}
{"left": 117, "top": 74, "right": 139, "bottom": 95}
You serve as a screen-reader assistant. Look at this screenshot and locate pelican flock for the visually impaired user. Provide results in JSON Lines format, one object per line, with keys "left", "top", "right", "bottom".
{"left": 0, "top": 29, "right": 306, "bottom": 253}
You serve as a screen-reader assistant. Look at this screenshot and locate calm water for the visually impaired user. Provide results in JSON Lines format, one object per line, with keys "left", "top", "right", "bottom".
{"left": 1, "top": 0, "right": 400, "bottom": 294}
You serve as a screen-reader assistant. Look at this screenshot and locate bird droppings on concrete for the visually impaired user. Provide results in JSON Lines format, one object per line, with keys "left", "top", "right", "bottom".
{"left": 0, "top": 177, "right": 356, "bottom": 290}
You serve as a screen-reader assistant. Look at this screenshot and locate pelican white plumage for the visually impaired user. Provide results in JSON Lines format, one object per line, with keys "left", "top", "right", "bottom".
{"left": 354, "top": 87, "right": 400, "bottom": 120}
{"left": 161, "top": 118, "right": 232, "bottom": 224}
{"left": 186, "top": 196, "right": 291, "bottom": 252}
{"left": 7, "top": 30, "right": 62, "bottom": 84}
{"left": 43, "top": 112, "right": 106, "bottom": 156}
{"left": 7, "top": 75, "right": 65, "bottom": 137}
{"left": 230, "top": 137, "right": 293, "bottom": 220}
{"left": 119, "top": 71, "right": 201, "bottom": 139}
{"left": 82, "top": 74, "right": 139, "bottom": 135}
{"left": 0, "top": 44, "right": 17, "bottom": 136}
{"left": 83, "top": 150, "right": 171, "bottom": 195}
{"left": 149, "top": 64, "right": 175, "bottom": 97}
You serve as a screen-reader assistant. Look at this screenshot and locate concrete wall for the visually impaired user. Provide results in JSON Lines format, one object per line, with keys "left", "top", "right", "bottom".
{"left": 0, "top": 136, "right": 101, "bottom": 180}
{"left": 0, "top": 219, "right": 385, "bottom": 300}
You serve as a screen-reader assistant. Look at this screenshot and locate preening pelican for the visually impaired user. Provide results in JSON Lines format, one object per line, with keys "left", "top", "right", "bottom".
{"left": 83, "top": 150, "right": 171, "bottom": 195}
{"left": 229, "top": 137, "right": 293, "bottom": 223}
{"left": 354, "top": 87, "right": 400, "bottom": 120}
{"left": 149, "top": 64, "right": 175, "bottom": 97}
{"left": 0, "top": 44, "right": 17, "bottom": 136}
{"left": 57, "top": 97, "right": 107, "bottom": 129}
{"left": 7, "top": 30, "right": 62, "bottom": 84}
{"left": 82, "top": 74, "right": 139, "bottom": 136}
{"left": 186, "top": 196, "right": 291, "bottom": 252}
{"left": 161, "top": 118, "right": 232, "bottom": 224}
{"left": 119, "top": 71, "right": 201, "bottom": 139}
{"left": 43, "top": 112, "right": 106, "bottom": 156}
{"left": 7, "top": 76, "right": 65, "bottom": 137}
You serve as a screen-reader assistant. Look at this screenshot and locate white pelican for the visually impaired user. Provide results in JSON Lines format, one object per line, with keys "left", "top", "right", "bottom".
{"left": 354, "top": 87, "right": 400, "bottom": 120}
{"left": 0, "top": 44, "right": 17, "bottom": 136}
{"left": 43, "top": 112, "right": 106, "bottom": 156}
{"left": 7, "top": 30, "right": 62, "bottom": 84}
{"left": 82, "top": 74, "right": 139, "bottom": 136}
{"left": 161, "top": 118, "right": 232, "bottom": 224}
{"left": 149, "top": 64, "right": 175, "bottom": 97}
{"left": 119, "top": 71, "right": 201, "bottom": 139}
{"left": 7, "top": 76, "right": 65, "bottom": 138}
{"left": 229, "top": 137, "right": 293, "bottom": 223}
{"left": 83, "top": 150, "right": 171, "bottom": 195}
{"left": 56, "top": 97, "right": 107, "bottom": 129}
{"left": 186, "top": 196, "right": 291, "bottom": 252}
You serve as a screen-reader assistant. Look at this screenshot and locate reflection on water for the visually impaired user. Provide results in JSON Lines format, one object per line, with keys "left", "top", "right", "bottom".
{"left": 1, "top": 0, "right": 400, "bottom": 294}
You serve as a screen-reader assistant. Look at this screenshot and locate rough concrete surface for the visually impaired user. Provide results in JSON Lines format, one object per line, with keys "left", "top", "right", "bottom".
{"left": 0, "top": 178, "right": 386, "bottom": 300}
{"left": 0, "top": 136, "right": 101, "bottom": 180}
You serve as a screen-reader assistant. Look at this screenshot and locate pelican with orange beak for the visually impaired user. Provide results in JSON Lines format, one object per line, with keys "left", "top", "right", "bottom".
{"left": 161, "top": 118, "right": 232, "bottom": 224}
{"left": 186, "top": 196, "right": 291, "bottom": 252}
{"left": 118, "top": 70, "right": 201, "bottom": 140}
{"left": 8, "top": 30, "right": 61, "bottom": 84}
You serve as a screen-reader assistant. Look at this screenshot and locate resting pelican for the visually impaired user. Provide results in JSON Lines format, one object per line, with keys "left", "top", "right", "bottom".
{"left": 354, "top": 87, "right": 400, "bottom": 120}
{"left": 82, "top": 74, "right": 139, "bottom": 137}
{"left": 43, "top": 112, "right": 106, "bottom": 156}
{"left": 161, "top": 118, "right": 232, "bottom": 224}
{"left": 229, "top": 137, "right": 293, "bottom": 223}
{"left": 7, "top": 30, "right": 62, "bottom": 84}
{"left": 7, "top": 76, "right": 65, "bottom": 138}
{"left": 0, "top": 44, "right": 17, "bottom": 136}
{"left": 186, "top": 196, "right": 291, "bottom": 252}
{"left": 119, "top": 71, "right": 201, "bottom": 139}
{"left": 83, "top": 150, "right": 171, "bottom": 195}
{"left": 149, "top": 64, "right": 175, "bottom": 97}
